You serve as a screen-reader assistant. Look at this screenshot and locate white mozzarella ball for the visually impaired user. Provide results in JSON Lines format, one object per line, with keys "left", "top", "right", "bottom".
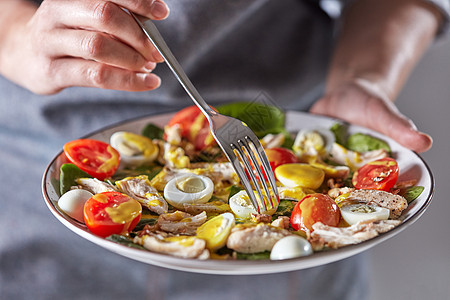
{"left": 270, "top": 235, "right": 313, "bottom": 260}
{"left": 57, "top": 189, "right": 93, "bottom": 223}
{"left": 341, "top": 204, "right": 390, "bottom": 225}
{"left": 163, "top": 174, "right": 214, "bottom": 209}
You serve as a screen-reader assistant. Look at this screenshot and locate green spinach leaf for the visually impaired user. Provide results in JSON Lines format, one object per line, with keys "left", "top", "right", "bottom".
{"left": 347, "top": 133, "right": 391, "bottom": 153}
{"left": 141, "top": 123, "right": 164, "bottom": 140}
{"left": 60, "top": 163, "right": 92, "bottom": 195}
{"left": 235, "top": 251, "right": 271, "bottom": 260}
{"left": 217, "top": 102, "right": 285, "bottom": 138}
{"left": 330, "top": 123, "right": 348, "bottom": 146}
{"left": 402, "top": 186, "right": 425, "bottom": 203}
{"left": 106, "top": 234, "right": 146, "bottom": 250}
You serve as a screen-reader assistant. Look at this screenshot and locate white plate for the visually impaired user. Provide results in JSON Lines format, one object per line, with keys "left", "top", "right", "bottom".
{"left": 42, "top": 111, "right": 434, "bottom": 275}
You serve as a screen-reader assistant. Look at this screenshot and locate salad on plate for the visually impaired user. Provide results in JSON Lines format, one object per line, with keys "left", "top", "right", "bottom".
{"left": 55, "top": 103, "right": 425, "bottom": 261}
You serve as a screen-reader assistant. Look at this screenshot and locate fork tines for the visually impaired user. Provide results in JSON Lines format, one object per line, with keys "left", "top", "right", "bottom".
{"left": 231, "top": 136, "right": 279, "bottom": 214}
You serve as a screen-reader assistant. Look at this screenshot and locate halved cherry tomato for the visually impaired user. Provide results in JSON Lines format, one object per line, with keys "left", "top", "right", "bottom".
{"left": 63, "top": 139, "right": 120, "bottom": 180}
{"left": 352, "top": 157, "right": 399, "bottom": 191}
{"left": 252, "top": 147, "right": 299, "bottom": 181}
{"left": 265, "top": 147, "right": 299, "bottom": 178}
{"left": 83, "top": 192, "right": 142, "bottom": 237}
{"left": 166, "top": 105, "right": 216, "bottom": 150}
{"left": 290, "top": 193, "right": 340, "bottom": 234}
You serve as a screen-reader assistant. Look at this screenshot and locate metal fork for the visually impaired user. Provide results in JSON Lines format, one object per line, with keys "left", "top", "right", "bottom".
{"left": 131, "top": 14, "right": 279, "bottom": 213}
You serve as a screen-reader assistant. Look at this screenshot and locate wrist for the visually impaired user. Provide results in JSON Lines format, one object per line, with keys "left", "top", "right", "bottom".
{"left": 326, "top": 0, "right": 442, "bottom": 100}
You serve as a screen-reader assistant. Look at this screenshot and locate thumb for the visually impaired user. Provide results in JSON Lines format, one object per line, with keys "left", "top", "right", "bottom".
{"left": 370, "top": 98, "right": 433, "bottom": 153}
{"left": 310, "top": 81, "right": 433, "bottom": 153}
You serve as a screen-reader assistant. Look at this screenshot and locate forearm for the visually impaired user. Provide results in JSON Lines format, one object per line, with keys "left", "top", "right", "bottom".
{"left": 326, "top": 0, "right": 443, "bottom": 100}
{"left": 0, "top": 0, "right": 37, "bottom": 77}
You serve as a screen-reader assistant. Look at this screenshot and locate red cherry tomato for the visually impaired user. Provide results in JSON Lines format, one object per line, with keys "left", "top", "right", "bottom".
{"left": 63, "top": 139, "right": 120, "bottom": 180}
{"left": 255, "top": 147, "right": 298, "bottom": 181}
{"left": 265, "top": 147, "right": 298, "bottom": 173}
{"left": 83, "top": 192, "right": 142, "bottom": 237}
{"left": 290, "top": 193, "right": 340, "bottom": 234}
{"left": 352, "top": 157, "right": 399, "bottom": 191}
{"left": 166, "top": 105, "right": 216, "bottom": 150}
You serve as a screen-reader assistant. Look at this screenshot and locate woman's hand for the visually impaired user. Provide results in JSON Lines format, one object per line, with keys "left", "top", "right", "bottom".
{"left": 310, "top": 79, "right": 433, "bottom": 153}
{"left": 0, "top": 0, "right": 169, "bottom": 94}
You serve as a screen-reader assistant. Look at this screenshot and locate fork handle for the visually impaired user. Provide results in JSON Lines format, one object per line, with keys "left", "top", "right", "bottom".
{"left": 131, "top": 13, "right": 215, "bottom": 119}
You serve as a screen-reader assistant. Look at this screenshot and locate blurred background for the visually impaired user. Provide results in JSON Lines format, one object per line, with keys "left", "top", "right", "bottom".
{"left": 368, "top": 36, "right": 450, "bottom": 298}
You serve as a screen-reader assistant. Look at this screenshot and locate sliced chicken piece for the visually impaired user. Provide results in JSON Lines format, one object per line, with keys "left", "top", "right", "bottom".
{"left": 182, "top": 201, "right": 231, "bottom": 215}
{"left": 251, "top": 214, "right": 272, "bottom": 223}
{"left": 115, "top": 175, "right": 168, "bottom": 215}
{"left": 307, "top": 160, "right": 350, "bottom": 179}
{"left": 226, "top": 224, "right": 292, "bottom": 253}
{"left": 260, "top": 133, "right": 285, "bottom": 149}
{"left": 188, "top": 162, "right": 239, "bottom": 184}
{"left": 278, "top": 186, "right": 311, "bottom": 201}
{"left": 328, "top": 143, "right": 388, "bottom": 171}
{"left": 149, "top": 168, "right": 175, "bottom": 191}
{"left": 157, "top": 211, "right": 207, "bottom": 235}
{"left": 163, "top": 143, "right": 190, "bottom": 169}
{"left": 309, "top": 220, "right": 401, "bottom": 250}
{"left": 134, "top": 235, "right": 209, "bottom": 259}
{"left": 347, "top": 189, "right": 408, "bottom": 218}
{"left": 164, "top": 124, "right": 183, "bottom": 145}
{"left": 271, "top": 216, "right": 290, "bottom": 230}
{"left": 150, "top": 163, "right": 239, "bottom": 192}
{"left": 75, "top": 178, "right": 116, "bottom": 194}
{"left": 328, "top": 187, "right": 355, "bottom": 199}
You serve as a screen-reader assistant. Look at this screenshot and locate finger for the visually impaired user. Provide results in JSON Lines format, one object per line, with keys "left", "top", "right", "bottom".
{"left": 51, "top": 58, "right": 161, "bottom": 92}
{"left": 48, "top": 1, "right": 164, "bottom": 62}
{"left": 311, "top": 95, "right": 433, "bottom": 153}
{"left": 48, "top": 29, "right": 156, "bottom": 72}
{"left": 110, "top": 0, "right": 170, "bottom": 20}
{"left": 365, "top": 97, "right": 433, "bottom": 153}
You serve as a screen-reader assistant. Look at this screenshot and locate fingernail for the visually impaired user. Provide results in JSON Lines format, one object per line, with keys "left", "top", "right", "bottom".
{"left": 144, "top": 73, "right": 161, "bottom": 88}
{"left": 152, "top": 50, "right": 164, "bottom": 63}
{"left": 143, "top": 61, "right": 156, "bottom": 72}
{"left": 151, "top": 1, "right": 169, "bottom": 19}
